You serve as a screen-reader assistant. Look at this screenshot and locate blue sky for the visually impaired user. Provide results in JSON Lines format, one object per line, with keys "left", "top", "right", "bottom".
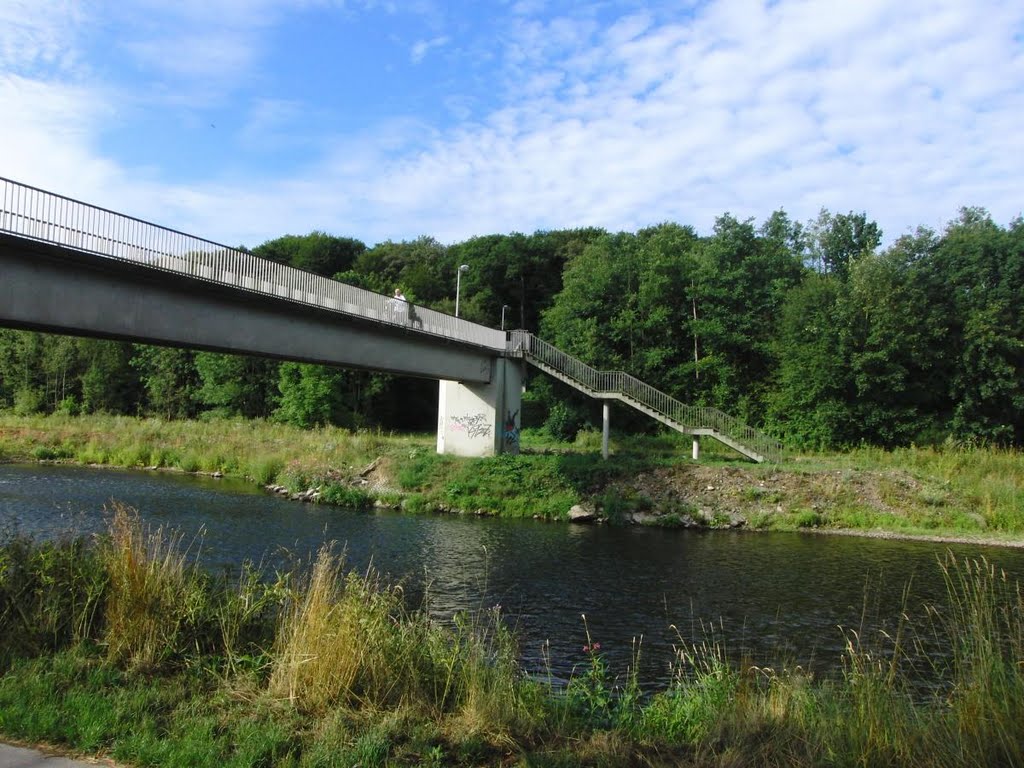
{"left": 2, "top": 0, "right": 1022, "bottom": 249}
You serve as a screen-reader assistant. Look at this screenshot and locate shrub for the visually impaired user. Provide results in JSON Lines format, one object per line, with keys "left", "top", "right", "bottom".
{"left": 0, "top": 537, "right": 107, "bottom": 669}
{"left": 248, "top": 457, "right": 284, "bottom": 486}
{"left": 12, "top": 387, "right": 45, "bottom": 416}
{"left": 56, "top": 397, "right": 80, "bottom": 416}
{"left": 545, "top": 402, "right": 584, "bottom": 442}
{"left": 319, "top": 484, "right": 374, "bottom": 511}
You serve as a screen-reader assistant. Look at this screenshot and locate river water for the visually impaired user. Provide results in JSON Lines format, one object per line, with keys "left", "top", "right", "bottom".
{"left": 3, "top": 462, "right": 1023, "bottom": 688}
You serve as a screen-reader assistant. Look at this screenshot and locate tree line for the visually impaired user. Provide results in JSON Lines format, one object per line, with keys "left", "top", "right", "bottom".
{"left": 0, "top": 207, "right": 1020, "bottom": 449}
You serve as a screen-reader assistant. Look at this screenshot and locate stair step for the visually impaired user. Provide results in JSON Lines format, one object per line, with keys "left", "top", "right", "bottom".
{"left": 519, "top": 339, "right": 781, "bottom": 463}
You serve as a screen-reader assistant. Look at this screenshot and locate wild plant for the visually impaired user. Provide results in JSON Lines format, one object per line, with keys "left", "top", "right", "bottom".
{"left": 269, "top": 545, "right": 352, "bottom": 710}
{"left": 0, "top": 535, "right": 107, "bottom": 667}
{"left": 439, "top": 604, "right": 527, "bottom": 742}
{"left": 214, "top": 561, "right": 289, "bottom": 676}
{"left": 247, "top": 456, "right": 284, "bottom": 486}
{"left": 922, "top": 553, "right": 1024, "bottom": 766}
{"left": 639, "top": 619, "right": 738, "bottom": 745}
{"left": 269, "top": 546, "right": 415, "bottom": 712}
{"left": 834, "top": 623, "right": 919, "bottom": 766}
{"left": 100, "top": 502, "right": 207, "bottom": 670}
{"left": 565, "top": 614, "right": 613, "bottom": 728}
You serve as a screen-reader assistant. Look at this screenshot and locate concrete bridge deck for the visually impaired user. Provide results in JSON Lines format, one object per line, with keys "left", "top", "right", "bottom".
{"left": 0, "top": 231, "right": 495, "bottom": 384}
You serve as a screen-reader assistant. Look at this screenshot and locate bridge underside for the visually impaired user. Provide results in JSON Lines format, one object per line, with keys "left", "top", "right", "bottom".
{"left": 0, "top": 235, "right": 494, "bottom": 383}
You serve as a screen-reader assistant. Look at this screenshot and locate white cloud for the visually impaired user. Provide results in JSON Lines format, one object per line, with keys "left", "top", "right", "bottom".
{"left": 0, "top": 0, "right": 1021, "bottom": 249}
{"left": 410, "top": 35, "right": 449, "bottom": 63}
{"left": 343, "top": 0, "right": 1023, "bottom": 243}
{"left": 107, "top": 1, "right": 281, "bottom": 94}
{"left": 0, "top": 74, "right": 122, "bottom": 196}
{"left": 0, "top": 0, "right": 85, "bottom": 74}
{"left": 121, "top": 33, "right": 260, "bottom": 82}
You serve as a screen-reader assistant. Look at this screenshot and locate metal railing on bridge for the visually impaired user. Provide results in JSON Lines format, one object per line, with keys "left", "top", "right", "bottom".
{"left": 508, "top": 331, "right": 782, "bottom": 463}
{"left": 0, "top": 177, "right": 505, "bottom": 352}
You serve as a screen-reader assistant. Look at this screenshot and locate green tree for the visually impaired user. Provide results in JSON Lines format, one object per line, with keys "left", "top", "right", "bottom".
{"left": 620, "top": 223, "right": 701, "bottom": 395}
{"left": 274, "top": 363, "right": 347, "bottom": 428}
{"left": 450, "top": 228, "right": 605, "bottom": 330}
{"left": 765, "top": 274, "right": 851, "bottom": 448}
{"left": 934, "top": 209, "right": 1024, "bottom": 443}
{"left": 843, "top": 232, "right": 949, "bottom": 445}
{"left": 541, "top": 232, "right": 637, "bottom": 368}
{"left": 79, "top": 340, "right": 139, "bottom": 414}
{"left": 536, "top": 232, "right": 638, "bottom": 434}
{"left": 131, "top": 346, "right": 200, "bottom": 419}
{"left": 807, "top": 209, "right": 882, "bottom": 279}
{"left": 41, "top": 335, "right": 83, "bottom": 412}
{"left": 0, "top": 331, "right": 47, "bottom": 414}
{"left": 194, "top": 352, "right": 279, "bottom": 418}
{"left": 691, "top": 214, "right": 804, "bottom": 422}
{"left": 348, "top": 236, "right": 449, "bottom": 302}
{"left": 953, "top": 302, "right": 1024, "bottom": 443}
{"left": 254, "top": 232, "right": 365, "bottom": 277}
{"left": 767, "top": 273, "right": 851, "bottom": 447}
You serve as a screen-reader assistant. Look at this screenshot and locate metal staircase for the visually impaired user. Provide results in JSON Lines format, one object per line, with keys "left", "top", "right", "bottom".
{"left": 508, "top": 331, "right": 782, "bottom": 463}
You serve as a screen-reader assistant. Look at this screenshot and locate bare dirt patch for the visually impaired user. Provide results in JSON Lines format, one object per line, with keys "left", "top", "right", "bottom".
{"left": 615, "top": 463, "right": 930, "bottom": 524}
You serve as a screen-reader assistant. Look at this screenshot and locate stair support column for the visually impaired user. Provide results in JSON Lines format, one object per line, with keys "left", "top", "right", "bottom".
{"left": 602, "top": 402, "right": 610, "bottom": 460}
{"left": 692, "top": 435, "right": 700, "bottom": 461}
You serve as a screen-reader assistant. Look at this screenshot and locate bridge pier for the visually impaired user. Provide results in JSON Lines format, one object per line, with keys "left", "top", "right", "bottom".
{"left": 436, "top": 358, "right": 522, "bottom": 457}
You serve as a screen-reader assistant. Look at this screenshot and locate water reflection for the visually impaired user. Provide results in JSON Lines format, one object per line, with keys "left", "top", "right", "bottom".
{"left": 2, "top": 463, "right": 1022, "bottom": 688}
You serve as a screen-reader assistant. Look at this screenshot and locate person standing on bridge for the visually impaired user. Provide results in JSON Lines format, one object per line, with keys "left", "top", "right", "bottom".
{"left": 390, "top": 289, "right": 409, "bottom": 324}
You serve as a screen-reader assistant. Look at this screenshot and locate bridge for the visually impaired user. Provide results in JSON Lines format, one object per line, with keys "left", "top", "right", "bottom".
{"left": 0, "top": 176, "right": 781, "bottom": 463}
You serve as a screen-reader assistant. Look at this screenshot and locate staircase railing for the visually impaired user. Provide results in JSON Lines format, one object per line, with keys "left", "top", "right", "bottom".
{"left": 508, "top": 331, "right": 782, "bottom": 463}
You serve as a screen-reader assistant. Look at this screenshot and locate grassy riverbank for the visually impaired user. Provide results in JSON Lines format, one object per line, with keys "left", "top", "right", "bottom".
{"left": 1, "top": 509, "right": 1023, "bottom": 767}
{"left": 1, "top": 414, "right": 1023, "bottom": 541}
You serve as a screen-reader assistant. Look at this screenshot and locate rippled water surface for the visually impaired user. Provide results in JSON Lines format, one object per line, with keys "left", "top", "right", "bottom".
{"left": 3, "top": 462, "right": 1023, "bottom": 687}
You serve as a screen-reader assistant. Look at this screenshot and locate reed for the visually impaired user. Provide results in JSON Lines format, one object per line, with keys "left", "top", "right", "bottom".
{"left": 924, "top": 553, "right": 1024, "bottom": 766}
{"left": 269, "top": 546, "right": 366, "bottom": 711}
{"left": 100, "top": 503, "right": 206, "bottom": 669}
{"left": 268, "top": 544, "right": 536, "bottom": 745}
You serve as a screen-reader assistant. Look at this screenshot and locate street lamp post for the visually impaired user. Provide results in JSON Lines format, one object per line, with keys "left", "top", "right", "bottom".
{"left": 501, "top": 304, "right": 511, "bottom": 330}
{"left": 455, "top": 264, "right": 469, "bottom": 317}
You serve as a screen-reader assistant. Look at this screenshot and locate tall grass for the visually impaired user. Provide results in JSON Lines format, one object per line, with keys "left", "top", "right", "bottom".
{"left": 925, "top": 554, "right": 1024, "bottom": 766}
{"left": 4, "top": 510, "right": 1024, "bottom": 764}
{"left": 801, "top": 552, "right": 1024, "bottom": 767}
{"left": 270, "top": 547, "right": 369, "bottom": 711}
{"left": 0, "top": 413, "right": 429, "bottom": 489}
{"left": 6, "top": 413, "right": 1024, "bottom": 535}
{"left": 818, "top": 444, "right": 1024, "bottom": 534}
{"left": 269, "top": 544, "right": 540, "bottom": 744}
{"left": 599, "top": 553, "right": 1024, "bottom": 767}
{"left": 101, "top": 503, "right": 207, "bottom": 669}
{"left": 0, "top": 536, "right": 106, "bottom": 669}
